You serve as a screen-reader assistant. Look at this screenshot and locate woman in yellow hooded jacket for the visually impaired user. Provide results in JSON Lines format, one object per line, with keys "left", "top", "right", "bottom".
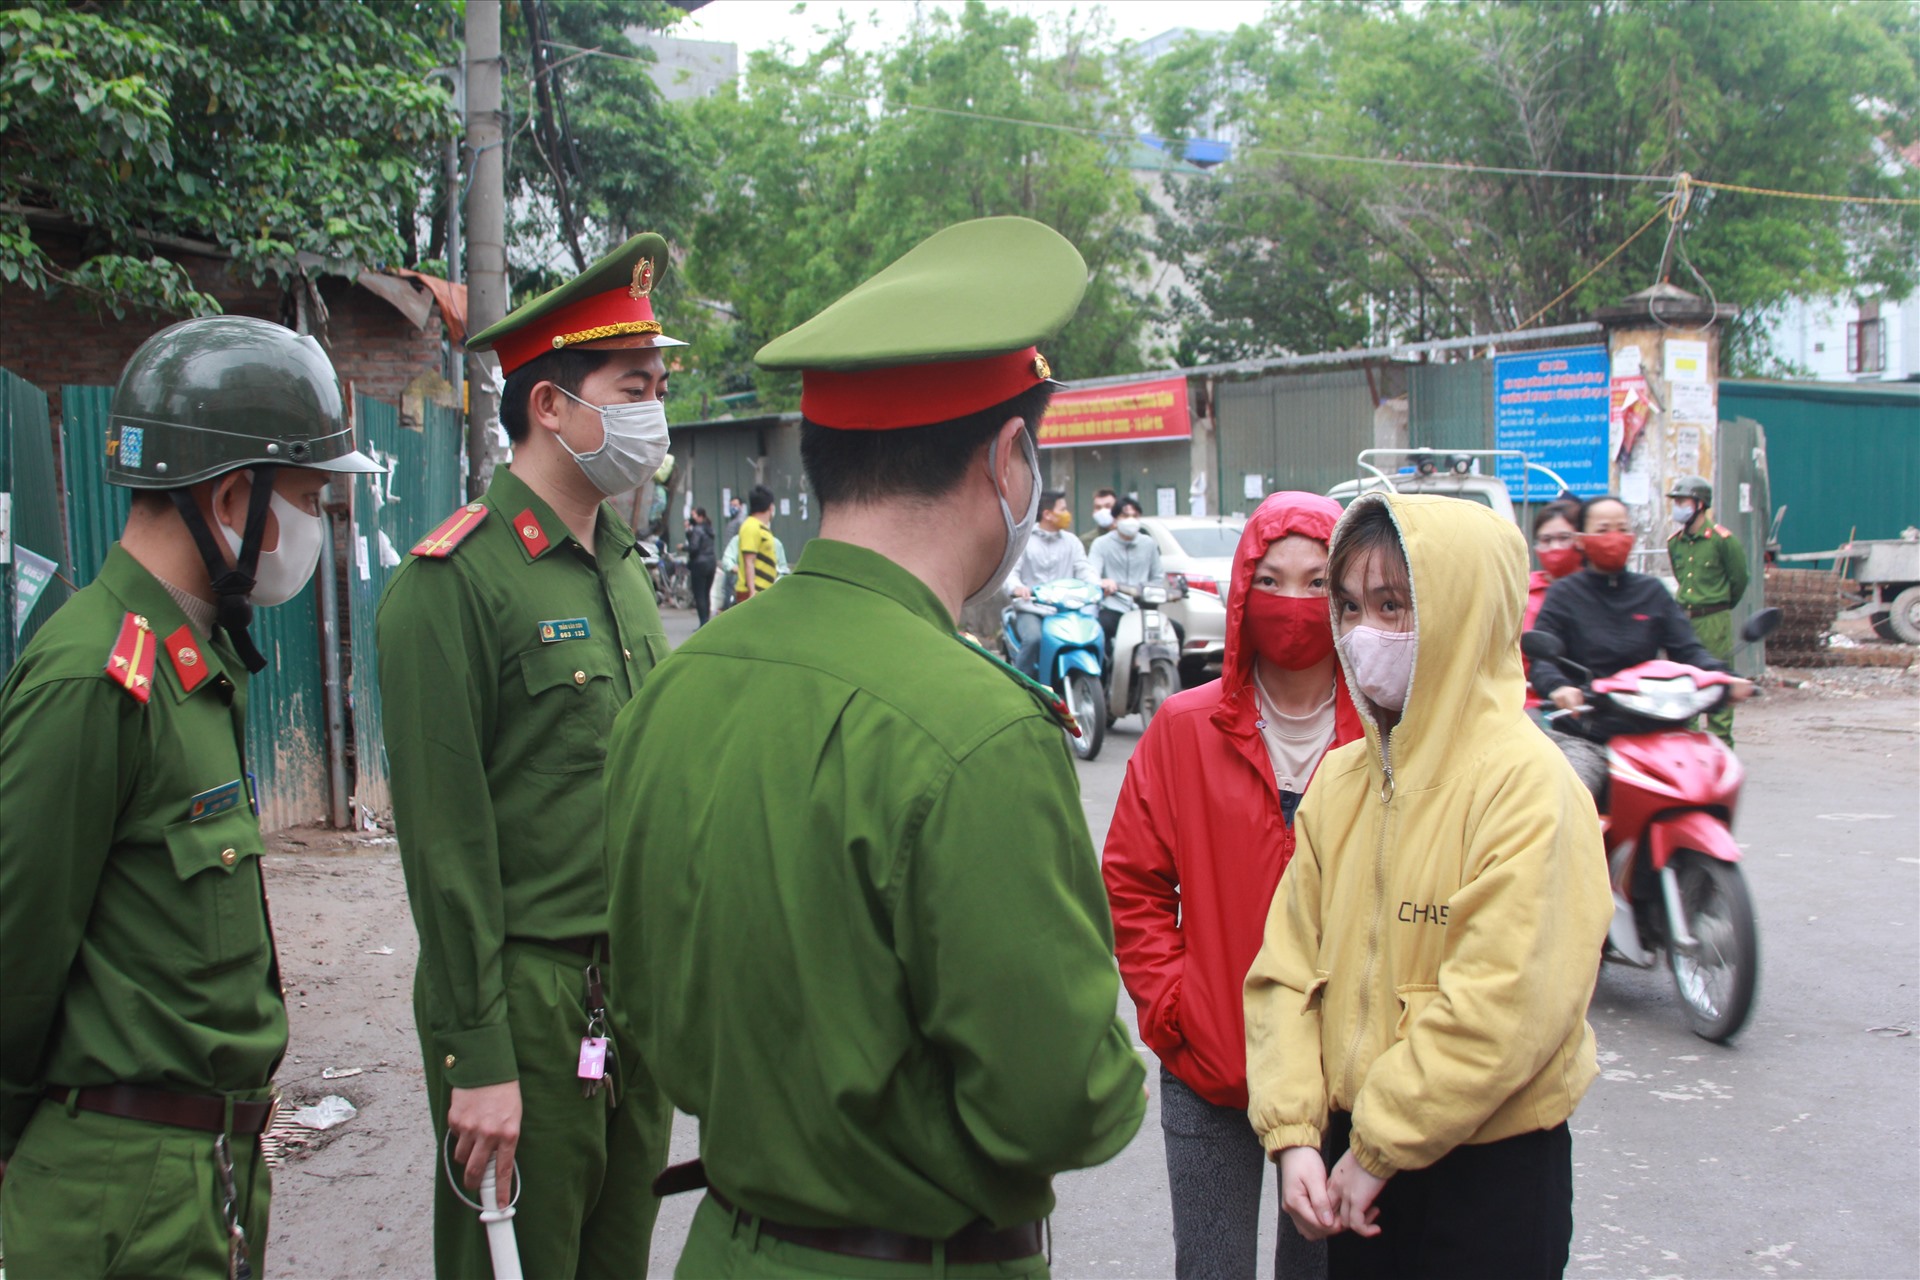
{"left": 1244, "top": 492, "right": 1613, "bottom": 1279}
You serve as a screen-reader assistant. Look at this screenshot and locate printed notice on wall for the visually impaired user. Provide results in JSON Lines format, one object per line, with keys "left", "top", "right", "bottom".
{"left": 1156, "top": 487, "right": 1177, "bottom": 518}
{"left": 1492, "top": 346, "right": 1610, "bottom": 494}
{"left": 1670, "top": 380, "right": 1716, "bottom": 425}
{"left": 1674, "top": 425, "right": 1702, "bottom": 474}
{"left": 12, "top": 545, "right": 55, "bottom": 635}
{"left": 1664, "top": 338, "right": 1709, "bottom": 383}
{"left": 1611, "top": 346, "right": 1643, "bottom": 378}
{"left": 355, "top": 534, "right": 372, "bottom": 581}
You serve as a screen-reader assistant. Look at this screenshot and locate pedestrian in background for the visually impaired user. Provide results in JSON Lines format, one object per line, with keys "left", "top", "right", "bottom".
{"left": 0, "top": 317, "right": 381, "bottom": 1277}
{"left": 603, "top": 216, "right": 1145, "bottom": 1278}
{"left": 1105, "top": 491, "right": 1361, "bottom": 1280}
{"left": 378, "top": 234, "right": 679, "bottom": 1278}
{"left": 734, "top": 484, "right": 778, "bottom": 602}
{"left": 721, "top": 493, "right": 745, "bottom": 550}
{"left": 686, "top": 506, "right": 717, "bottom": 626}
{"left": 1246, "top": 492, "right": 1611, "bottom": 1280}
{"left": 1084, "top": 485, "right": 1117, "bottom": 549}
{"left": 1525, "top": 497, "right": 1585, "bottom": 715}
{"left": 1666, "top": 475, "right": 1749, "bottom": 746}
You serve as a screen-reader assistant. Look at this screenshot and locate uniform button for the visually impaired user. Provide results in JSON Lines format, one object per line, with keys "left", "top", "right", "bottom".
{"left": 134, "top": 614, "right": 150, "bottom": 632}
{"left": 623, "top": 648, "right": 632, "bottom": 661}
{"left": 445, "top": 1054, "right": 456, "bottom": 1068}
{"left": 220, "top": 848, "right": 237, "bottom": 866}
{"left": 574, "top": 670, "right": 587, "bottom": 685}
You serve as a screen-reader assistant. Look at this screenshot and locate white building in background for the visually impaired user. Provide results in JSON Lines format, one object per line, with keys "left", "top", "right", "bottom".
{"left": 1761, "top": 294, "right": 1920, "bottom": 382}
{"left": 626, "top": 32, "right": 739, "bottom": 101}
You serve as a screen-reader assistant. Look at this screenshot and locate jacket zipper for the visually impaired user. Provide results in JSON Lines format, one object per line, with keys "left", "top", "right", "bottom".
{"left": 1338, "top": 738, "right": 1395, "bottom": 1102}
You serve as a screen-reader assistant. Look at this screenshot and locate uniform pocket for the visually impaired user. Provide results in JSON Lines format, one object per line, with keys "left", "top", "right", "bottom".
{"left": 1393, "top": 982, "right": 1440, "bottom": 1039}
{"left": 518, "top": 644, "right": 621, "bottom": 773}
{"left": 162, "top": 805, "right": 270, "bottom": 976}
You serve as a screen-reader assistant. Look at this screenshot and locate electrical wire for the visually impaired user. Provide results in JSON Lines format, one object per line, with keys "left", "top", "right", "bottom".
{"left": 1514, "top": 202, "right": 1670, "bottom": 330}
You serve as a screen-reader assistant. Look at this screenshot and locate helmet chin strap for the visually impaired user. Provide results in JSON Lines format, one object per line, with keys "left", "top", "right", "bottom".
{"left": 168, "top": 465, "right": 279, "bottom": 673}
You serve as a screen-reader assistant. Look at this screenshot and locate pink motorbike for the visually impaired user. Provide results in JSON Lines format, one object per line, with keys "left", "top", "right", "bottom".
{"left": 1523, "top": 607, "right": 1781, "bottom": 1042}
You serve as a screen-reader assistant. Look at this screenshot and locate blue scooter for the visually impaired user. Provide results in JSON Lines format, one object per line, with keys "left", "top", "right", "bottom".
{"left": 1002, "top": 578, "right": 1107, "bottom": 761}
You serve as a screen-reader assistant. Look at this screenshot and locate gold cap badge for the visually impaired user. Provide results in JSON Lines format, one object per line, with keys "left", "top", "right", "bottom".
{"left": 629, "top": 258, "right": 654, "bottom": 299}
{"left": 1032, "top": 353, "right": 1052, "bottom": 380}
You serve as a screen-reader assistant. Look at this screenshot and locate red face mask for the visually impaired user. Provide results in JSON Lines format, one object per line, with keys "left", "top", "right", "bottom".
{"left": 1580, "top": 531, "right": 1635, "bottom": 574}
{"left": 1243, "top": 590, "right": 1334, "bottom": 670}
{"left": 1537, "top": 545, "right": 1584, "bottom": 579}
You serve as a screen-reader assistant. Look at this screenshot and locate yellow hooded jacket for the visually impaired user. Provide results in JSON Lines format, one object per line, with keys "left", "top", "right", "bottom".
{"left": 1244, "top": 492, "right": 1612, "bottom": 1178}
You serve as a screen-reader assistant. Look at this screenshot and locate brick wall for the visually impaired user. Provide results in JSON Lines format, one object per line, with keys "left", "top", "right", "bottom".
{"left": 0, "top": 244, "right": 449, "bottom": 419}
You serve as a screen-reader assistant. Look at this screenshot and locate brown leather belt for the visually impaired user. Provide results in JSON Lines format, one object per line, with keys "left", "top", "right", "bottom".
{"left": 706, "top": 1186, "right": 1043, "bottom": 1266}
{"left": 509, "top": 933, "right": 607, "bottom": 958}
{"left": 1687, "top": 602, "right": 1731, "bottom": 619}
{"left": 48, "top": 1085, "right": 279, "bottom": 1136}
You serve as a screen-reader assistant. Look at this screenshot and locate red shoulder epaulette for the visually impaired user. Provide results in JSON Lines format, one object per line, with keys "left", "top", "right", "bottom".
{"left": 1713, "top": 524, "right": 1733, "bottom": 537}
{"left": 412, "top": 502, "right": 490, "bottom": 558}
{"left": 104, "top": 612, "right": 157, "bottom": 704}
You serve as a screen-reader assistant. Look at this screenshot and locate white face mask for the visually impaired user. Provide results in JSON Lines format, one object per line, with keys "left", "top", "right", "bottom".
{"left": 1338, "top": 625, "right": 1418, "bottom": 711}
{"left": 1092, "top": 508, "right": 1115, "bottom": 529}
{"left": 1671, "top": 502, "right": 1696, "bottom": 527}
{"left": 556, "top": 387, "right": 671, "bottom": 496}
{"left": 967, "top": 428, "right": 1042, "bottom": 611}
{"left": 221, "top": 490, "right": 325, "bottom": 607}
{"left": 1116, "top": 517, "right": 1142, "bottom": 538}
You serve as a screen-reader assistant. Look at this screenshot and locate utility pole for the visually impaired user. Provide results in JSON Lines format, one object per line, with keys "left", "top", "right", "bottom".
{"left": 464, "top": 0, "right": 506, "bottom": 499}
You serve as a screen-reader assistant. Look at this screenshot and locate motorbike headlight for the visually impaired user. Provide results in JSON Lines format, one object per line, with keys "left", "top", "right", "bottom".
{"left": 1607, "top": 676, "right": 1722, "bottom": 722}
{"left": 1141, "top": 585, "right": 1169, "bottom": 605}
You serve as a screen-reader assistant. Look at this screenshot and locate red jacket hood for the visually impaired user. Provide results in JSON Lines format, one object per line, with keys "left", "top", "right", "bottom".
{"left": 1214, "top": 491, "right": 1348, "bottom": 735}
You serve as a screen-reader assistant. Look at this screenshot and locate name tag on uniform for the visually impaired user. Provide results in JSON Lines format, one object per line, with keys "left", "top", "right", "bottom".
{"left": 538, "top": 618, "right": 591, "bottom": 643}
{"left": 188, "top": 779, "right": 243, "bottom": 822}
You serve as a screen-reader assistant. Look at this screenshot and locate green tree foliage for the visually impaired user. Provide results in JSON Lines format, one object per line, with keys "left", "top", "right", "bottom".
{"left": 0, "top": 0, "right": 458, "bottom": 318}
{"left": 498, "top": 0, "right": 712, "bottom": 302}
{"left": 1146, "top": 0, "right": 1920, "bottom": 369}
{"left": 679, "top": 1, "right": 1153, "bottom": 415}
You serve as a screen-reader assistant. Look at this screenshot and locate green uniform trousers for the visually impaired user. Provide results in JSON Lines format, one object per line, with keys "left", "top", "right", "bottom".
{"left": 420, "top": 939, "right": 670, "bottom": 1280}
{"left": 677, "top": 1195, "right": 1050, "bottom": 1279}
{"left": 0, "top": 1098, "right": 270, "bottom": 1279}
{"left": 1692, "top": 609, "right": 1737, "bottom": 747}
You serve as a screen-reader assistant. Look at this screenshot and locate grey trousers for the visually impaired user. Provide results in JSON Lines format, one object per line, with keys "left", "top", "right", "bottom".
{"left": 1551, "top": 732, "right": 1610, "bottom": 800}
{"left": 1161, "top": 1065, "right": 1328, "bottom": 1280}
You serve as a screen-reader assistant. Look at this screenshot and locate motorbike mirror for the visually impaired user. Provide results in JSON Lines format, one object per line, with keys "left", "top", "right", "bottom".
{"left": 1741, "top": 607, "right": 1783, "bottom": 644}
{"left": 1520, "top": 629, "right": 1565, "bottom": 661}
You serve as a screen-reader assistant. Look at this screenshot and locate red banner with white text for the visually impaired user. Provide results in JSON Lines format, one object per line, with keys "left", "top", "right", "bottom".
{"left": 1036, "top": 376, "right": 1192, "bottom": 449}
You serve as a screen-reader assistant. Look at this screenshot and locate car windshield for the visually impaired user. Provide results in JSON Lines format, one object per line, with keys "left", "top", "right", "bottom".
{"left": 1170, "top": 526, "right": 1245, "bottom": 557}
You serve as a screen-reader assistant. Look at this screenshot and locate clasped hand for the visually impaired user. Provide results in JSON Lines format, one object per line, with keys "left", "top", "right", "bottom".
{"left": 1279, "top": 1146, "right": 1387, "bottom": 1241}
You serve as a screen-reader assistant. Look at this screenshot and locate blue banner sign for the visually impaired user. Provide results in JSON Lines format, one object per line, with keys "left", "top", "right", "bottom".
{"left": 1491, "top": 345, "right": 1610, "bottom": 498}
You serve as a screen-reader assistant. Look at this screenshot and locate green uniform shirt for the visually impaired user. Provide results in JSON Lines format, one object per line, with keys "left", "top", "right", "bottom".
{"left": 0, "top": 546, "right": 286, "bottom": 1157}
{"left": 377, "top": 467, "right": 666, "bottom": 1089}
{"left": 1668, "top": 521, "right": 1749, "bottom": 609}
{"left": 603, "top": 539, "right": 1146, "bottom": 1237}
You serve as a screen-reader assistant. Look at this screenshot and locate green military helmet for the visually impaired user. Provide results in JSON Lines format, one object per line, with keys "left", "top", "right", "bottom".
{"left": 107, "top": 316, "right": 383, "bottom": 489}
{"left": 1667, "top": 474, "right": 1712, "bottom": 508}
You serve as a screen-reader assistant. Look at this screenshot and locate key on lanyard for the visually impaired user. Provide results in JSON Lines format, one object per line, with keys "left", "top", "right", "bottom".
{"left": 215, "top": 1132, "right": 253, "bottom": 1280}
{"left": 579, "top": 963, "right": 609, "bottom": 1099}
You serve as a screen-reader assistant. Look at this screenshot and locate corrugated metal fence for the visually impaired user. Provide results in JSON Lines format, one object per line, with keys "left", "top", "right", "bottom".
{"left": 347, "top": 393, "right": 463, "bottom": 819}
{"left": 1, "top": 367, "right": 72, "bottom": 672}
{"left": 1215, "top": 369, "right": 1377, "bottom": 507}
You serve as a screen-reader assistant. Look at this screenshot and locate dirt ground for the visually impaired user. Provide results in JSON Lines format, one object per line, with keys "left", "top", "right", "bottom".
{"left": 258, "top": 659, "right": 1917, "bottom": 1279}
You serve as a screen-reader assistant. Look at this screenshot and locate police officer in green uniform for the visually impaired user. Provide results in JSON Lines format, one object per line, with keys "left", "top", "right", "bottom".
{"left": 377, "top": 233, "right": 679, "bottom": 1278}
{"left": 602, "top": 217, "right": 1148, "bottom": 1278}
{"left": 1666, "top": 475, "right": 1749, "bottom": 746}
{"left": 0, "top": 317, "right": 381, "bottom": 1277}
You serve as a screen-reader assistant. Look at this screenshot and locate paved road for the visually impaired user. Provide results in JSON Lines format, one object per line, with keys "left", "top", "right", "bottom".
{"left": 265, "top": 609, "right": 1918, "bottom": 1278}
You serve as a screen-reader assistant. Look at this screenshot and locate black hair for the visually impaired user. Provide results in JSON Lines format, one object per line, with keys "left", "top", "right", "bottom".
{"left": 1115, "top": 496, "right": 1144, "bottom": 517}
{"left": 498, "top": 348, "right": 623, "bottom": 444}
{"left": 1532, "top": 497, "right": 1583, "bottom": 538}
{"left": 799, "top": 382, "right": 1054, "bottom": 508}
{"left": 1094, "top": 487, "right": 1117, "bottom": 501}
{"left": 1039, "top": 489, "right": 1068, "bottom": 513}
{"left": 693, "top": 506, "right": 708, "bottom": 523}
{"left": 1328, "top": 498, "right": 1410, "bottom": 604}
{"left": 748, "top": 485, "right": 775, "bottom": 515}
{"left": 1578, "top": 493, "right": 1631, "bottom": 531}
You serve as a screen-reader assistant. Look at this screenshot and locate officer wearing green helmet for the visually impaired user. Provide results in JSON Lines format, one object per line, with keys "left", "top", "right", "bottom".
{"left": 0, "top": 315, "right": 380, "bottom": 1277}
{"left": 1666, "top": 474, "right": 1749, "bottom": 747}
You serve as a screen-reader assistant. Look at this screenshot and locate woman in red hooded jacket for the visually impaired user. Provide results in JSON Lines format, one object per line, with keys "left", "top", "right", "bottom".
{"left": 1104, "top": 491, "right": 1363, "bottom": 1280}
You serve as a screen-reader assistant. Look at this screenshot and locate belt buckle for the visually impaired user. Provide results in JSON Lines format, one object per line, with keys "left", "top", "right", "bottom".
{"left": 262, "top": 1088, "right": 282, "bottom": 1135}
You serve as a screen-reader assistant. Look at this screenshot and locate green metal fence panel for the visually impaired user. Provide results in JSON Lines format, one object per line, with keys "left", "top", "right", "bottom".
{"left": 1717, "top": 379, "right": 1920, "bottom": 555}
{"left": 1715, "top": 415, "right": 1772, "bottom": 678}
{"left": 348, "top": 393, "right": 463, "bottom": 818}
{"left": 1408, "top": 361, "right": 1494, "bottom": 453}
{"left": 1063, "top": 439, "right": 1193, "bottom": 523}
{"left": 2, "top": 368, "right": 73, "bottom": 679}
{"left": 1215, "top": 369, "right": 1376, "bottom": 512}
{"left": 60, "top": 384, "right": 329, "bottom": 830}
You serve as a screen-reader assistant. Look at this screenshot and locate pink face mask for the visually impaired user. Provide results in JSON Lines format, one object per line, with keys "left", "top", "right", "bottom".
{"left": 1337, "top": 626, "right": 1417, "bottom": 711}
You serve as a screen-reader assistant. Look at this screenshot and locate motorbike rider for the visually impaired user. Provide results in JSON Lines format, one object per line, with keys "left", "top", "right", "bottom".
{"left": 1528, "top": 494, "right": 1751, "bottom": 798}
{"left": 1105, "top": 492, "right": 1362, "bottom": 1280}
{"left": 1089, "top": 496, "right": 1164, "bottom": 658}
{"left": 1006, "top": 489, "right": 1096, "bottom": 673}
{"left": 1666, "top": 475, "right": 1749, "bottom": 748}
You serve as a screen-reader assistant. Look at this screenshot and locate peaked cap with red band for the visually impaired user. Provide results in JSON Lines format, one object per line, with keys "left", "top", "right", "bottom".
{"left": 467, "top": 231, "right": 685, "bottom": 377}
{"left": 754, "top": 217, "right": 1086, "bottom": 430}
